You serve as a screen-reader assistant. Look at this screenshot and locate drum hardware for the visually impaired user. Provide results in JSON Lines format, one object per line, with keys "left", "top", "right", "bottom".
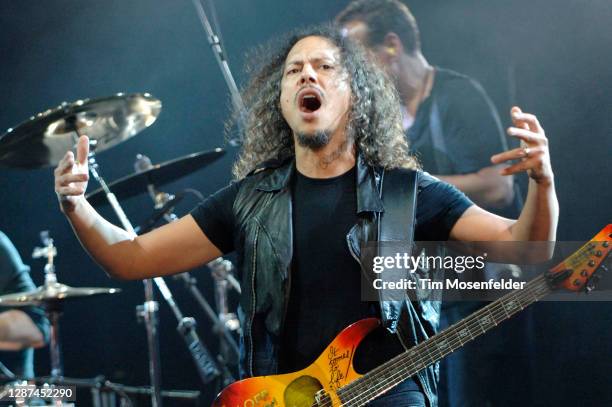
{"left": 127, "top": 152, "right": 242, "bottom": 386}
{"left": 0, "top": 231, "right": 119, "bottom": 380}
{"left": 97, "top": 381, "right": 200, "bottom": 405}
{"left": 209, "top": 258, "right": 242, "bottom": 385}
{"left": 0, "top": 361, "right": 15, "bottom": 380}
{"left": 32, "top": 376, "right": 201, "bottom": 407}
{"left": 135, "top": 192, "right": 186, "bottom": 235}
{"left": 85, "top": 149, "right": 224, "bottom": 206}
{"left": 135, "top": 277, "right": 222, "bottom": 386}
{"left": 209, "top": 258, "right": 241, "bottom": 367}
{"left": 78, "top": 119, "right": 225, "bottom": 399}
{"left": 131, "top": 154, "right": 237, "bottom": 387}
{"left": 0, "top": 93, "right": 165, "bottom": 406}
{"left": 127, "top": 154, "right": 236, "bottom": 386}
{"left": 1, "top": 92, "right": 235, "bottom": 401}
{"left": 126, "top": 152, "right": 241, "bottom": 386}
{"left": 173, "top": 271, "right": 239, "bottom": 386}
{"left": 209, "top": 258, "right": 241, "bottom": 296}
{"left": 73, "top": 115, "right": 165, "bottom": 407}
{"left": 0, "top": 93, "right": 161, "bottom": 169}
{"left": 0, "top": 231, "right": 120, "bottom": 407}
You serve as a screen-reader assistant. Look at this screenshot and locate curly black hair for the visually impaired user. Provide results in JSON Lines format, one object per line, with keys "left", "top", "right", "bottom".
{"left": 231, "top": 24, "right": 417, "bottom": 179}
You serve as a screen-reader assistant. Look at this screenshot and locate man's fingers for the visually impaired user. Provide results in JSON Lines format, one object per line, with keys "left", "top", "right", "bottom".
{"left": 54, "top": 152, "right": 75, "bottom": 176}
{"left": 56, "top": 185, "right": 86, "bottom": 196}
{"left": 491, "top": 146, "right": 544, "bottom": 165}
{"left": 511, "top": 107, "right": 541, "bottom": 132}
{"left": 501, "top": 160, "right": 532, "bottom": 176}
{"left": 506, "top": 127, "right": 543, "bottom": 144}
{"left": 500, "top": 158, "right": 539, "bottom": 176}
{"left": 56, "top": 173, "right": 89, "bottom": 187}
{"left": 76, "top": 135, "right": 90, "bottom": 166}
{"left": 491, "top": 147, "right": 527, "bottom": 164}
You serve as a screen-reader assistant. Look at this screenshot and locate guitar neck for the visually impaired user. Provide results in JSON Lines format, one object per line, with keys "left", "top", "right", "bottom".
{"left": 338, "top": 274, "right": 553, "bottom": 406}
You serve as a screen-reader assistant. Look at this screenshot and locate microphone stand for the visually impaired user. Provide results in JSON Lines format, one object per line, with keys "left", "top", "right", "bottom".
{"left": 191, "top": 0, "right": 246, "bottom": 146}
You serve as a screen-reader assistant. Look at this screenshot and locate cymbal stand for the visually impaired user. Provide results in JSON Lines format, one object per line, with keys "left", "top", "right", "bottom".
{"left": 174, "top": 271, "right": 238, "bottom": 386}
{"left": 83, "top": 140, "right": 163, "bottom": 407}
{"left": 134, "top": 155, "right": 226, "bottom": 386}
{"left": 209, "top": 258, "right": 241, "bottom": 368}
{"left": 32, "top": 231, "right": 63, "bottom": 379}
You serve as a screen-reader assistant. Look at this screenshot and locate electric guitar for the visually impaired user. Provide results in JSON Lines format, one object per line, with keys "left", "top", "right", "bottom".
{"left": 213, "top": 225, "right": 611, "bottom": 407}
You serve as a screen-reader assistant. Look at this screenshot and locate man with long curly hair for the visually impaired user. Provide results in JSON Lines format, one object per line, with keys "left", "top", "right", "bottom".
{"left": 53, "top": 25, "right": 557, "bottom": 406}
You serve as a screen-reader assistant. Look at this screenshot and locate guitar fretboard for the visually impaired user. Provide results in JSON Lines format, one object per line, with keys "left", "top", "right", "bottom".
{"left": 336, "top": 274, "right": 552, "bottom": 406}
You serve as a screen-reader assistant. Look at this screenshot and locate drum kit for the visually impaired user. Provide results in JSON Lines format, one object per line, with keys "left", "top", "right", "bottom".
{"left": 0, "top": 93, "right": 240, "bottom": 406}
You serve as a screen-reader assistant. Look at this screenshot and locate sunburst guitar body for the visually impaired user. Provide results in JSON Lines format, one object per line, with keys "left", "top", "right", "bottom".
{"left": 212, "top": 318, "right": 378, "bottom": 407}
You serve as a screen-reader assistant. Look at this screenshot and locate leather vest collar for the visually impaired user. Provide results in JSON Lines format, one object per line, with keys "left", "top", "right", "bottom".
{"left": 254, "top": 153, "right": 385, "bottom": 214}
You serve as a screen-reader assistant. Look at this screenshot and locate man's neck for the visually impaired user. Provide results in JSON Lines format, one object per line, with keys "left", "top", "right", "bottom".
{"left": 397, "top": 53, "right": 434, "bottom": 117}
{"left": 295, "top": 134, "right": 356, "bottom": 178}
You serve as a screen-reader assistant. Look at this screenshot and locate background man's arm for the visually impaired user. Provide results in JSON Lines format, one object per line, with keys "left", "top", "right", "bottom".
{"left": 0, "top": 310, "right": 44, "bottom": 350}
{"left": 438, "top": 165, "right": 514, "bottom": 209}
{"left": 435, "top": 76, "right": 515, "bottom": 209}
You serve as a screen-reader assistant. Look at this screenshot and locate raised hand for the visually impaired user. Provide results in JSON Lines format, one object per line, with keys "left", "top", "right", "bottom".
{"left": 54, "top": 135, "right": 90, "bottom": 213}
{"left": 490, "top": 106, "right": 553, "bottom": 186}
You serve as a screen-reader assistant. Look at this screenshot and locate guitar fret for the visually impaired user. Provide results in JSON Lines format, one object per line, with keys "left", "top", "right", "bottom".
{"left": 503, "top": 300, "right": 522, "bottom": 318}
{"left": 479, "top": 310, "right": 496, "bottom": 329}
{"left": 458, "top": 326, "right": 473, "bottom": 342}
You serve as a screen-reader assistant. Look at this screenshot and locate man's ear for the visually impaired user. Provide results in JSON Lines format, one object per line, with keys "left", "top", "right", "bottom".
{"left": 382, "top": 32, "right": 404, "bottom": 60}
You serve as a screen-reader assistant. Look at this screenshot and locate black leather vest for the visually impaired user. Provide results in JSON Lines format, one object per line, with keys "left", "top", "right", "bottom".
{"left": 231, "top": 155, "right": 440, "bottom": 406}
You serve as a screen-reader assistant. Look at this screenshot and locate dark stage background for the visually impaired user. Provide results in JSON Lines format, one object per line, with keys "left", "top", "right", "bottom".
{"left": 1, "top": 1, "right": 610, "bottom": 405}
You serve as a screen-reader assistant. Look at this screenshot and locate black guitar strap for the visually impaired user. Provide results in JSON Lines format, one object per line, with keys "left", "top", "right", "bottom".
{"left": 379, "top": 168, "right": 418, "bottom": 243}
{"left": 377, "top": 168, "right": 418, "bottom": 313}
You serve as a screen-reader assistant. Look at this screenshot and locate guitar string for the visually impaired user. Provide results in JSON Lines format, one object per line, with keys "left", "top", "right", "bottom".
{"left": 309, "top": 275, "right": 546, "bottom": 407}
{"left": 338, "top": 275, "right": 549, "bottom": 406}
{"left": 330, "top": 275, "right": 550, "bottom": 407}
{"left": 311, "top": 240, "right": 608, "bottom": 406}
{"left": 309, "top": 274, "right": 547, "bottom": 407}
{"left": 339, "top": 241, "right": 609, "bottom": 405}
{"left": 343, "top": 276, "right": 549, "bottom": 406}
{"left": 332, "top": 277, "right": 545, "bottom": 407}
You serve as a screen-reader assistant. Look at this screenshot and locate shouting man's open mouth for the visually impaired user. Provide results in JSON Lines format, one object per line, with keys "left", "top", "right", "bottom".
{"left": 298, "top": 88, "right": 323, "bottom": 118}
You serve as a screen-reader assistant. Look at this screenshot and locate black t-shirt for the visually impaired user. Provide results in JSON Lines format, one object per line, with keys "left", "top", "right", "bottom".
{"left": 0, "top": 231, "right": 50, "bottom": 380}
{"left": 190, "top": 167, "right": 472, "bottom": 373}
{"left": 408, "top": 68, "right": 521, "bottom": 217}
{"left": 282, "top": 167, "right": 367, "bottom": 372}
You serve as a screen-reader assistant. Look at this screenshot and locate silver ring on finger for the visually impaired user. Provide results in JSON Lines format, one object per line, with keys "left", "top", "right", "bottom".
{"left": 522, "top": 147, "right": 531, "bottom": 158}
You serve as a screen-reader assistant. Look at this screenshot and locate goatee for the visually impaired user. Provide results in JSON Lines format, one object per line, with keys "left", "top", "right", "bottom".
{"left": 296, "top": 130, "right": 331, "bottom": 150}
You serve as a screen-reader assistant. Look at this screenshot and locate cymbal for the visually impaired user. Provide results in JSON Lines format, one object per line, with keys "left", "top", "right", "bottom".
{"left": 0, "top": 93, "right": 161, "bottom": 169}
{"left": 0, "top": 283, "right": 120, "bottom": 306}
{"left": 86, "top": 148, "right": 226, "bottom": 206}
